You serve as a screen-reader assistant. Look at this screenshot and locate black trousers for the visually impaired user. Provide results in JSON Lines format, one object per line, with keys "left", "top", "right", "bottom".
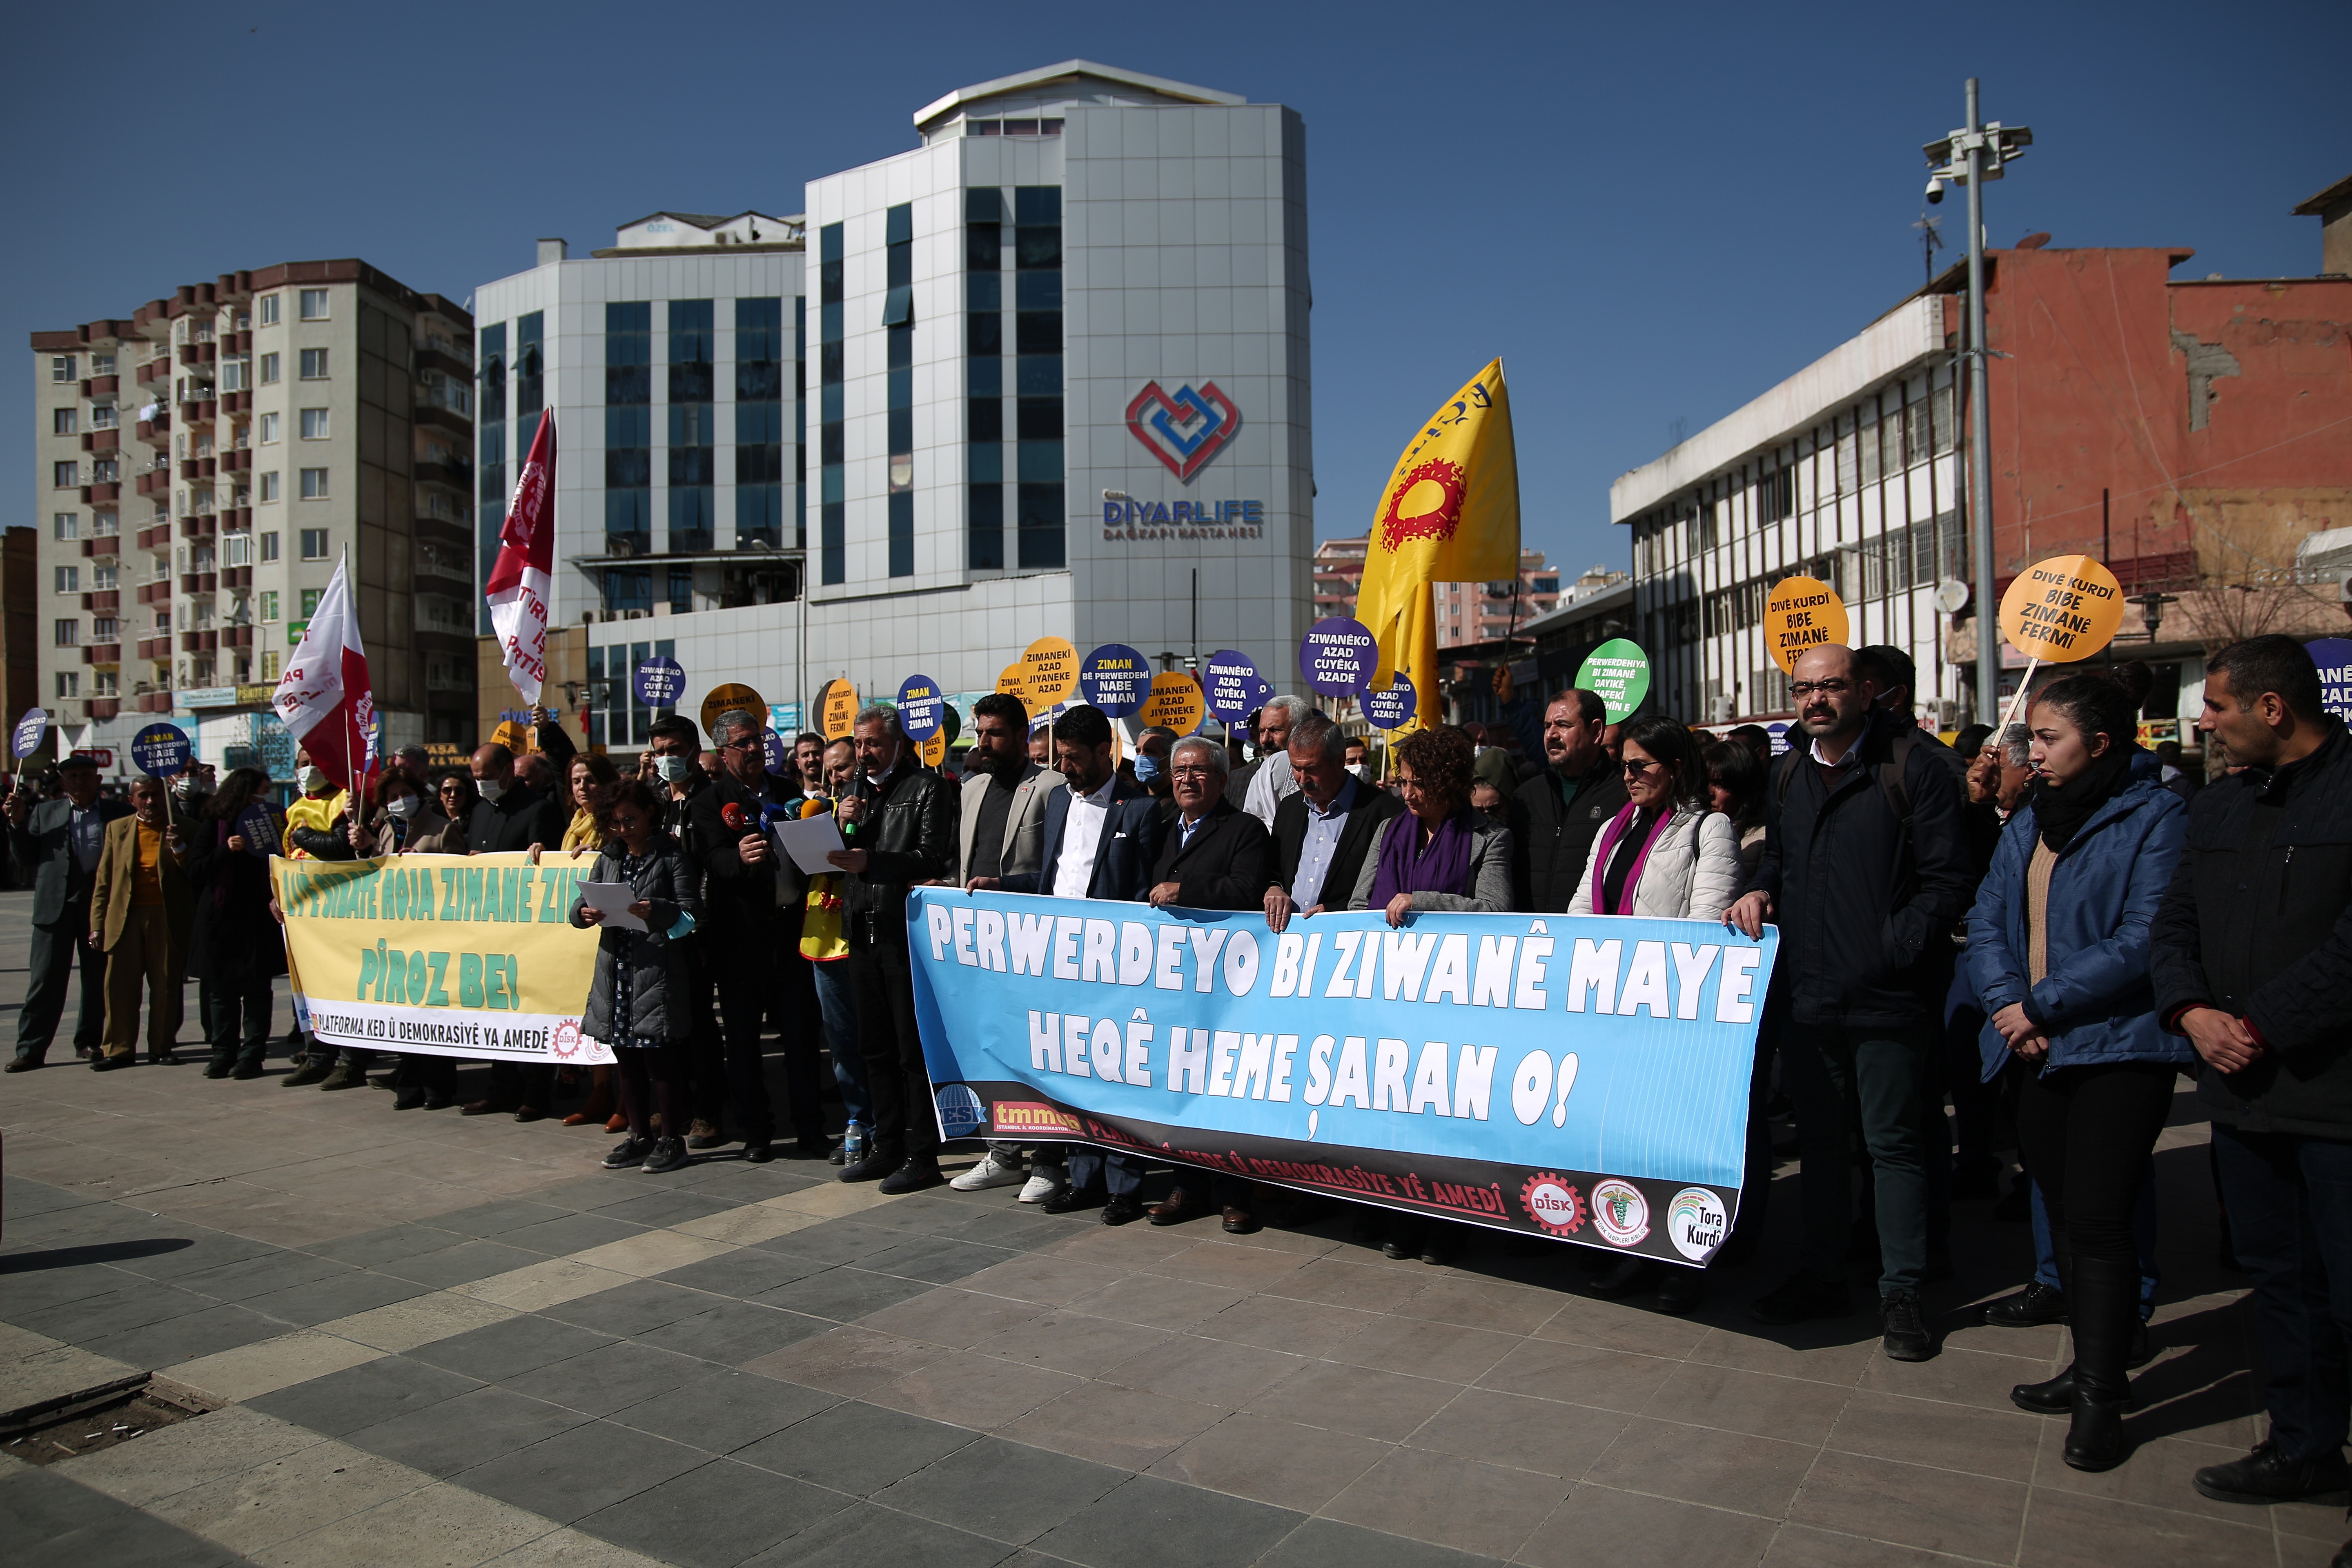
{"left": 201, "top": 976, "right": 275, "bottom": 1068}
{"left": 487, "top": 1061, "right": 556, "bottom": 1106}
{"left": 394, "top": 1053, "right": 459, "bottom": 1098}
{"left": 680, "top": 938, "right": 728, "bottom": 1129}
{"left": 710, "top": 945, "right": 780, "bottom": 1146}
{"left": 846, "top": 938, "right": 935, "bottom": 1159}
{"left": 17, "top": 912, "right": 105, "bottom": 1062}
{"left": 1069, "top": 1149, "right": 1144, "bottom": 1198}
{"left": 2215, "top": 1123, "right": 2352, "bottom": 1462}
{"left": 2013, "top": 1060, "right": 2177, "bottom": 1265}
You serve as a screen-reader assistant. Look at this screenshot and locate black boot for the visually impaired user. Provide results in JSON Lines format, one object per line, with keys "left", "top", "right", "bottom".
{"left": 2062, "top": 1255, "right": 2138, "bottom": 1472}
{"left": 2014, "top": 1235, "right": 2079, "bottom": 1416}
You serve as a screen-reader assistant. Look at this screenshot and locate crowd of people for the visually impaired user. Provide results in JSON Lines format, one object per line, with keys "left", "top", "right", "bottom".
{"left": 7, "top": 631, "right": 2351, "bottom": 1523}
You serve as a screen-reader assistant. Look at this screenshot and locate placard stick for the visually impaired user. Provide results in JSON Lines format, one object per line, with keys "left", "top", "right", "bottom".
{"left": 2001, "top": 657, "right": 2041, "bottom": 731}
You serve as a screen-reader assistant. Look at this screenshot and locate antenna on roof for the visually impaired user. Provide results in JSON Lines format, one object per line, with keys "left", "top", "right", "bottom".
{"left": 1912, "top": 212, "right": 1945, "bottom": 288}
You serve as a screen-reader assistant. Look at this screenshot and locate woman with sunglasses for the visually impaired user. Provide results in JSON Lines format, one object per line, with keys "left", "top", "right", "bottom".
{"left": 571, "top": 778, "right": 701, "bottom": 1174}
{"left": 407, "top": 773, "right": 478, "bottom": 854}
{"left": 1570, "top": 714, "right": 1745, "bottom": 1310}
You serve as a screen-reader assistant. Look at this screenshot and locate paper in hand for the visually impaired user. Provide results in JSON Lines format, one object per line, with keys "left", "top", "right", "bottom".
{"left": 582, "top": 880, "right": 647, "bottom": 931}
{"left": 775, "top": 813, "right": 846, "bottom": 875}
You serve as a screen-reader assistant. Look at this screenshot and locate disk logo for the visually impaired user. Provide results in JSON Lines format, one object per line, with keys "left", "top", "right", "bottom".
{"left": 1519, "top": 1173, "right": 1586, "bottom": 1238}
{"left": 1590, "top": 1179, "right": 1650, "bottom": 1247}
{"left": 550, "top": 1019, "right": 583, "bottom": 1060}
{"left": 1665, "top": 1187, "right": 1728, "bottom": 1261}
{"left": 1126, "top": 381, "right": 1241, "bottom": 482}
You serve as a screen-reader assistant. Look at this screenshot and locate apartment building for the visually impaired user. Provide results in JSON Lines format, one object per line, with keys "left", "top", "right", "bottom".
{"left": 30, "top": 261, "right": 474, "bottom": 771}
{"left": 1311, "top": 532, "right": 1564, "bottom": 647}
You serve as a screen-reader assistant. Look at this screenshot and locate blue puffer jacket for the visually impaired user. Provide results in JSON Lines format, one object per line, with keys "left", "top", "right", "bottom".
{"left": 1965, "top": 758, "right": 2192, "bottom": 1079}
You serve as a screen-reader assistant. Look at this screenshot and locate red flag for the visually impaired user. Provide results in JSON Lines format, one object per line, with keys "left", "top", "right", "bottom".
{"left": 488, "top": 410, "right": 556, "bottom": 704}
{"left": 272, "top": 553, "right": 375, "bottom": 797}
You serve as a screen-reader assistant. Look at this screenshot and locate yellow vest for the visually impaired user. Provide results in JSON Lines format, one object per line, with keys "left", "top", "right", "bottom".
{"left": 282, "top": 789, "right": 349, "bottom": 858}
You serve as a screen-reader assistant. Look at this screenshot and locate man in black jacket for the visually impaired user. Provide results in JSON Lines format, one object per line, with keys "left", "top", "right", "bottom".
{"left": 646, "top": 714, "right": 728, "bottom": 1147}
{"left": 460, "top": 742, "right": 569, "bottom": 1118}
{"left": 833, "top": 705, "right": 957, "bottom": 1192}
{"left": 6, "top": 755, "right": 131, "bottom": 1070}
{"left": 2150, "top": 637, "right": 2352, "bottom": 1512}
{"left": 1726, "top": 644, "right": 1974, "bottom": 1360}
{"left": 1145, "top": 735, "right": 1275, "bottom": 1233}
{"left": 686, "top": 708, "right": 820, "bottom": 1162}
{"left": 1265, "top": 712, "right": 1401, "bottom": 933}
{"left": 1508, "top": 690, "right": 1628, "bottom": 913}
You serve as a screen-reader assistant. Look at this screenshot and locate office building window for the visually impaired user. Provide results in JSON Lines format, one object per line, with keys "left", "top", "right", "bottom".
{"left": 883, "top": 203, "right": 915, "bottom": 577}
{"left": 601, "top": 303, "right": 651, "bottom": 554}
{"left": 298, "top": 289, "right": 330, "bottom": 320}
{"left": 820, "top": 222, "right": 845, "bottom": 585}
{"left": 601, "top": 566, "right": 651, "bottom": 616}
{"left": 53, "top": 408, "right": 77, "bottom": 436}
{"left": 516, "top": 309, "right": 544, "bottom": 443}
{"left": 259, "top": 352, "right": 279, "bottom": 384}
{"left": 1013, "top": 185, "right": 1064, "bottom": 568}
{"left": 53, "top": 513, "right": 77, "bottom": 540}
{"left": 667, "top": 300, "right": 715, "bottom": 552}
{"left": 300, "top": 528, "right": 330, "bottom": 559}
{"left": 735, "top": 296, "right": 785, "bottom": 548}
{"left": 300, "top": 408, "right": 330, "bottom": 439}
{"left": 298, "top": 348, "right": 328, "bottom": 379}
{"left": 299, "top": 469, "right": 329, "bottom": 500}
{"left": 967, "top": 188, "right": 1006, "bottom": 569}
{"left": 259, "top": 472, "right": 280, "bottom": 503}
{"left": 258, "top": 294, "right": 279, "bottom": 326}
{"left": 794, "top": 296, "right": 807, "bottom": 549}
{"left": 668, "top": 566, "right": 694, "bottom": 615}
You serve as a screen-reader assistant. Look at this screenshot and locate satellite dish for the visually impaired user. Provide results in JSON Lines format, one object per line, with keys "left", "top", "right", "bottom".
{"left": 1934, "top": 580, "right": 1971, "bottom": 615}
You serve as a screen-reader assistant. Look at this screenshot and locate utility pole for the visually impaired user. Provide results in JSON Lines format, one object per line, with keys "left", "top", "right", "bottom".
{"left": 1925, "top": 80, "right": 2032, "bottom": 725}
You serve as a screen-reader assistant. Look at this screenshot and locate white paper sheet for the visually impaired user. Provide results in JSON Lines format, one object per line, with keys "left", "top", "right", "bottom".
{"left": 775, "top": 813, "right": 847, "bottom": 875}
{"left": 581, "top": 880, "right": 647, "bottom": 931}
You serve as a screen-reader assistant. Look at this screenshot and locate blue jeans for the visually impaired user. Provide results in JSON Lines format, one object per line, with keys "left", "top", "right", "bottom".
{"left": 2213, "top": 1123, "right": 2352, "bottom": 1463}
{"left": 811, "top": 960, "right": 868, "bottom": 1125}
{"left": 2031, "top": 1166, "right": 2159, "bottom": 1321}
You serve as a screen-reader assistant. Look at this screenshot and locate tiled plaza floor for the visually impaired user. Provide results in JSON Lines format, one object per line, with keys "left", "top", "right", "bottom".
{"left": 0, "top": 889, "right": 2316, "bottom": 1567}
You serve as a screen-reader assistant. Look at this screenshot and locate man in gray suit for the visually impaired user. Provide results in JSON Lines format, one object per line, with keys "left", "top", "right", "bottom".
{"left": 950, "top": 690, "right": 1061, "bottom": 1194}
{"left": 6, "top": 755, "right": 133, "bottom": 1071}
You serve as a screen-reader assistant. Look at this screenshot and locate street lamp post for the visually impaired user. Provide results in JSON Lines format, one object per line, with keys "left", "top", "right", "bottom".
{"left": 1924, "top": 80, "right": 2032, "bottom": 725}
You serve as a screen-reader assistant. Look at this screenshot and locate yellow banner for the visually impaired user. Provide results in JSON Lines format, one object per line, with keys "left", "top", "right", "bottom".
{"left": 272, "top": 851, "right": 607, "bottom": 1064}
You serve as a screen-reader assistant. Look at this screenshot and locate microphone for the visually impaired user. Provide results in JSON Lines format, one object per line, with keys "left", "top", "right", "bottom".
{"left": 721, "top": 802, "right": 752, "bottom": 833}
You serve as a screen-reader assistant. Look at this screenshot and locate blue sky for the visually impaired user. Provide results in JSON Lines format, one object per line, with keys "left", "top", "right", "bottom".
{"left": 6, "top": 1, "right": 2344, "bottom": 578}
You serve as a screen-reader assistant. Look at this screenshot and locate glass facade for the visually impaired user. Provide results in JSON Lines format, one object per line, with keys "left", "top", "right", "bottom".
{"left": 604, "top": 302, "right": 652, "bottom": 562}
{"left": 516, "top": 310, "right": 544, "bottom": 457}
{"left": 476, "top": 322, "right": 508, "bottom": 632}
{"left": 1013, "top": 185, "right": 1064, "bottom": 569}
{"left": 585, "top": 636, "right": 675, "bottom": 748}
{"left": 735, "top": 296, "right": 785, "bottom": 548}
{"left": 965, "top": 189, "right": 1005, "bottom": 569}
{"left": 794, "top": 297, "right": 808, "bottom": 549}
{"left": 819, "top": 223, "right": 845, "bottom": 585}
{"left": 885, "top": 203, "right": 914, "bottom": 578}
{"left": 667, "top": 300, "right": 715, "bottom": 552}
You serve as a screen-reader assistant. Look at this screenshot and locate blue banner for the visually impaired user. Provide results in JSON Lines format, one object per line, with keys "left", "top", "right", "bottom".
{"left": 906, "top": 889, "right": 1777, "bottom": 1265}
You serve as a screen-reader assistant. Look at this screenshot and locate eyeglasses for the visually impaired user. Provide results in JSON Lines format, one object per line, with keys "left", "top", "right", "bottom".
{"left": 1789, "top": 679, "right": 1854, "bottom": 698}
{"left": 438, "top": 783, "right": 465, "bottom": 794}
{"left": 1621, "top": 757, "right": 1662, "bottom": 775}
{"left": 610, "top": 815, "right": 643, "bottom": 830}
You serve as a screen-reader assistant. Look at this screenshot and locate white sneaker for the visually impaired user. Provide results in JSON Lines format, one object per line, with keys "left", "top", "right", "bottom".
{"left": 1018, "top": 1165, "right": 1067, "bottom": 1203}
{"left": 951, "top": 1149, "right": 1027, "bottom": 1192}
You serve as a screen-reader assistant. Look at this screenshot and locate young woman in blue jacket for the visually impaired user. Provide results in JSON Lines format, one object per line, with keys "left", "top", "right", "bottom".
{"left": 1964, "top": 664, "right": 2191, "bottom": 1473}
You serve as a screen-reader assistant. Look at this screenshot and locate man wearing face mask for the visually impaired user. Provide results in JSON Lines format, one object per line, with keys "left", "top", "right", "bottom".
{"left": 685, "top": 709, "right": 820, "bottom": 1162}
{"left": 1133, "top": 727, "right": 1177, "bottom": 809}
{"left": 459, "top": 741, "right": 568, "bottom": 1119}
{"left": 642, "top": 715, "right": 727, "bottom": 1140}
{"left": 831, "top": 705, "right": 956, "bottom": 1192}
{"left": 1345, "top": 736, "right": 1372, "bottom": 781}
{"left": 277, "top": 749, "right": 354, "bottom": 1084}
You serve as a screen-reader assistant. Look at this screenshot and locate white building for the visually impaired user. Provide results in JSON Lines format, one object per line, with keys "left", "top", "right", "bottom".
{"left": 1611, "top": 294, "right": 1969, "bottom": 727}
{"left": 472, "top": 60, "right": 1312, "bottom": 749}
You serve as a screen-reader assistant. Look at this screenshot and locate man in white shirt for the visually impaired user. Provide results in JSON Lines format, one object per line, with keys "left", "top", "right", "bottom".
{"left": 1241, "top": 695, "right": 1311, "bottom": 827}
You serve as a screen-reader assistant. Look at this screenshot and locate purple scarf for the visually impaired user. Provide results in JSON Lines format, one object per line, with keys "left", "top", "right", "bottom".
{"left": 1369, "top": 808, "right": 1477, "bottom": 908}
{"left": 1586, "top": 802, "right": 1677, "bottom": 915}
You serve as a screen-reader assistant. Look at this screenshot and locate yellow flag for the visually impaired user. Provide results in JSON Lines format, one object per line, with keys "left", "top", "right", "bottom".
{"left": 1355, "top": 359, "right": 1521, "bottom": 731}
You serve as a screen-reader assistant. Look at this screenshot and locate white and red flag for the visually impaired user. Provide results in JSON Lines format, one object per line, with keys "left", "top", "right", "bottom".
{"left": 272, "top": 552, "right": 375, "bottom": 797}
{"left": 487, "top": 409, "right": 556, "bottom": 704}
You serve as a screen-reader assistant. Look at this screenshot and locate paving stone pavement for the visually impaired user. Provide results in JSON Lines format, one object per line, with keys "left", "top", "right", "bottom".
{"left": 0, "top": 889, "right": 2319, "bottom": 1567}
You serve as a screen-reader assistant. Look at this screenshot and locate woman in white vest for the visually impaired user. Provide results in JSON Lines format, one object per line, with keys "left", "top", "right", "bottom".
{"left": 1569, "top": 712, "right": 1744, "bottom": 1311}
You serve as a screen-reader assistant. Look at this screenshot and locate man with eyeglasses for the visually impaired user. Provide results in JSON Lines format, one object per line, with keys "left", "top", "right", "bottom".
{"left": 1507, "top": 689, "right": 1628, "bottom": 913}
{"left": 1727, "top": 643, "right": 1973, "bottom": 1361}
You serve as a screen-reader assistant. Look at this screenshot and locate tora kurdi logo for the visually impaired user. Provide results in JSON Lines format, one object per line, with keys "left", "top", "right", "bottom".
{"left": 1126, "top": 381, "right": 1241, "bottom": 481}
{"left": 1376, "top": 458, "right": 1466, "bottom": 553}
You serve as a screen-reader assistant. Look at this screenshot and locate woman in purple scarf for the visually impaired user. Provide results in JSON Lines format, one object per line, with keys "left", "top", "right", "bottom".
{"left": 1345, "top": 724, "right": 1512, "bottom": 1266}
{"left": 1346, "top": 725, "right": 1512, "bottom": 925}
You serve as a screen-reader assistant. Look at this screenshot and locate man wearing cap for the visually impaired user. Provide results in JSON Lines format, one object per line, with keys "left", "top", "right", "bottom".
{"left": 6, "top": 754, "right": 131, "bottom": 1070}
{"left": 88, "top": 777, "right": 195, "bottom": 1069}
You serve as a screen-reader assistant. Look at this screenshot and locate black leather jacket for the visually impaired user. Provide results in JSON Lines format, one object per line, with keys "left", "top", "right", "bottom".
{"left": 840, "top": 752, "right": 955, "bottom": 943}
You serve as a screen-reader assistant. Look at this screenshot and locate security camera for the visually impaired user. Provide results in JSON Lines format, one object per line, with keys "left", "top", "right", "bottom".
{"left": 1925, "top": 178, "right": 1945, "bottom": 205}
